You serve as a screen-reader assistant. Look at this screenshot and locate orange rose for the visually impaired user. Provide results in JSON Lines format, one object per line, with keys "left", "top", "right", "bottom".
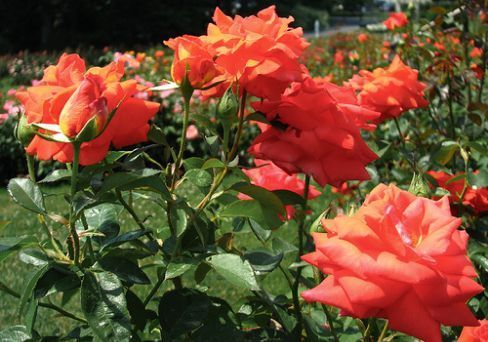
{"left": 347, "top": 55, "right": 428, "bottom": 123}
{"left": 249, "top": 78, "right": 379, "bottom": 187}
{"left": 459, "top": 319, "right": 488, "bottom": 342}
{"left": 302, "top": 184, "right": 483, "bottom": 342}
{"left": 384, "top": 12, "right": 408, "bottom": 30}
{"left": 201, "top": 6, "right": 309, "bottom": 99}
{"left": 59, "top": 74, "right": 108, "bottom": 138}
{"left": 16, "top": 53, "right": 160, "bottom": 165}
{"left": 239, "top": 159, "right": 321, "bottom": 219}
{"left": 164, "top": 35, "right": 222, "bottom": 89}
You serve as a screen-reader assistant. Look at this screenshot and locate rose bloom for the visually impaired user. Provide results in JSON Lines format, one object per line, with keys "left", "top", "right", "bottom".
{"left": 428, "top": 171, "right": 488, "bottom": 214}
{"left": 249, "top": 77, "right": 379, "bottom": 187}
{"left": 346, "top": 55, "right": 428, "bottom": 123}
{"left": 459, "top": 319, "right": 488, "bottom": 342}
{"left": 200, "top": 6, "right": 309, "bottom": 99}
{"left": 16, "top": 53, "right": 160, "bottom": 165}
{"left": 185, "top": 124, "right": 200, "bottom": 140}
{"left": 384, "top": 12, "right": 408, "bottom": 30}
{"left": 357, "top": 33, "right": 368, "bottom": 43}
{"left": 164, "top": 35, "right": 223, "bottom": 89}
{"left": 239, "top": 159, "right": 321, "bottom": 219}
{"left": 302, "top": 184, "right": 484, "bottom": 342}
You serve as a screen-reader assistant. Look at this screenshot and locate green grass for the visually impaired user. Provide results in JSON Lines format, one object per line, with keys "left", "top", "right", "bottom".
{"left": 0, "top": 183, "right": 308, "bottom": 336}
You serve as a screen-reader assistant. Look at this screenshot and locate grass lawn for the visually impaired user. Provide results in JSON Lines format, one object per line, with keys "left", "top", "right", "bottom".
{"left": 0, "top": 183, "right": 308, "bottom": 336}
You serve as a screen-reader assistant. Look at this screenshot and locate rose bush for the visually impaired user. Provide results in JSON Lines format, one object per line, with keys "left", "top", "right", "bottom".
{"left": 0, "top": 3, "right": 486, "bottom": 342}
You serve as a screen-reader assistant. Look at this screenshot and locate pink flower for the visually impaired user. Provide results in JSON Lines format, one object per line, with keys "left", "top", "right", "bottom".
{"left": 185, "top": 124, "right": 199, "bottom": 140}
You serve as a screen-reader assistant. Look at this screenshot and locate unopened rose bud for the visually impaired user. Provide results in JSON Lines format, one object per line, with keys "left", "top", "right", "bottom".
{"left": 59, "top": 74, "right": 108, "bottom": 141}
{"left": 217, "top": 88, "right": 238, "bottom": 120}
{"left": 15, "top": 114, "right": 36, "bottom": 146}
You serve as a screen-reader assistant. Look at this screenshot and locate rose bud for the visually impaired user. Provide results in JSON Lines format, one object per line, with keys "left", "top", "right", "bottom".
{"left": 59, "top": 74, "right": 109, "bottom": 141}
{"left": 15, "top": 114, "right": 36, "bottom": 146}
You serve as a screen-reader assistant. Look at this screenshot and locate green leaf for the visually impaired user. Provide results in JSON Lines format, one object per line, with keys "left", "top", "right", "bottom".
{"left": 98, "top": 257, "right": 150, "bottom": 285}
{"left": 38, "top": 169, "right": 71, "bottom": 184}
{"left": 249, "top": 219, "right": 272, "bottom": 242}
{"left": 100, "top": 169, "right": 170, "bottom": 199}
{"left": 147, "top": 125, "right": 168, "bottom": 145}
{"left": 24, "top": 298, "right": 37, "bottom": 334}
{"left": 185, "top": 169, "right": 213, "bottom": 187}
{"left": 244, "top": 250, "right": 283, "bottom": 274}
{"left": 165, "top": 256, "right": 197, "bottom": 280}
{"left": 272, "top": 237, "right": 298, "bottom": 255}
{"left": 231, "top": 183, "right": 285, "bottom": 217}
{"left": 7, "top": 178, "right": 46, "bottom": 214}
{"left": 0, "top": 326, "right": 31, "bottom": 341}
{"left": 19, "top": 264, "right": 50, "bottom": 317}
{"left": 101, "top": 229, "right": 148, "bottom": 251}
{"left": 126, "top": 289, "right": 147, "bottom": 331}
{"left": 184, "top": 157, "right": 205, "bottom": 170}
{"left": 81, "top": 271, "right": 131, "bottom": 341}
{"left": 158, "top": 288, "right": 211, "bottom": 339}
{"left": 220, "top": 200, "right": 283, "bottom": 229}
{"left": 273, "top": 190, "right": 306, "bottom": 206}
{"left": 205, "top": 253, "right": 259, "bottom": 291}
{"left": 201, "top": 158, "right": 225, "bottom": 169}
{"left": 19, "top": 249, "right": 49, "bottom": 266}
{"left": 0, "top": 236, "right": 37, "bottom": 263}
{"left": 34, "top": 267, "right": 80, "bottom": 298}
{"left": 170, "top": 207, "right": 188, "bottom": 238}
{"left": 433, "top": 141, "right": 459, "bottom": 165}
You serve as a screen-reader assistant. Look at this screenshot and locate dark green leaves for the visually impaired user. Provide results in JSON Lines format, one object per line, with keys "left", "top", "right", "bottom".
{"left": 158, "top": 289, "right": 241, "bottom": 341}
{"left": 80, "top": 271, "right": 131, "bottom": 341}
{"left": 7, "top": 178, "right": 46, "bottom": 214}
{"left": 244, "top": 250, "right": 283, "bottom": 274}
{"left": 98, "top": 256, "right": 150, "bottom": 285}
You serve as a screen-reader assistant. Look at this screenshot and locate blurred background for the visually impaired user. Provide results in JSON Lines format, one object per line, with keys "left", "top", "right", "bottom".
{"left": 0, "top": 0, "right": 453, "bottom": 53}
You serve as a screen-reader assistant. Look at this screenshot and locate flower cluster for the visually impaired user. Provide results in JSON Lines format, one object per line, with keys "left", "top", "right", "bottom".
{"left": 249, "top": 78, "right": 379, "bottom": 187}
{"left": 165, "top": 6, "right": 309, "bottom": 99}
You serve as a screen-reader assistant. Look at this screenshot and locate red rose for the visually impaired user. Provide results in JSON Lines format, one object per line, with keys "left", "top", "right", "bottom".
{"left": 302, "top": 184, "right": 483, "bottom": 342}
{"left": 384, "top": 12, "right": 408, "bottom": 30}
{"left": 346, "top": 55, "right": 428, "bottom": 123}
{"left": 239, "top": 159, "right": 321, "bottom": 219}
{"left": 249, "top": 78, "right": 378, "bottom": 187}
{"left": 16, "top": 53, "right": 160, "bottom": 165}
